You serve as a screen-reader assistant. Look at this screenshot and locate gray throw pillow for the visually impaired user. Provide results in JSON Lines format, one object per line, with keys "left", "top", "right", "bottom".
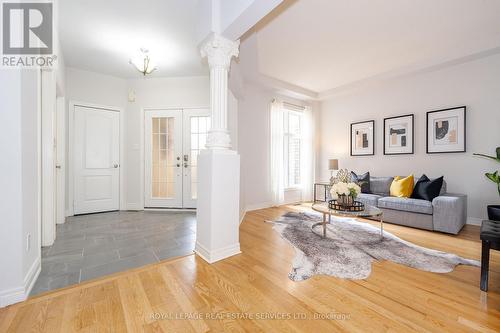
{"left": 351, "top": 171, "right": 371, "bottom": 194}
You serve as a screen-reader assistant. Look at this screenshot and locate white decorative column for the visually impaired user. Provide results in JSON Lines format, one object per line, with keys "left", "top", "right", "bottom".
{"left": 195, "top": 33, "right": 241, "bottom": 263}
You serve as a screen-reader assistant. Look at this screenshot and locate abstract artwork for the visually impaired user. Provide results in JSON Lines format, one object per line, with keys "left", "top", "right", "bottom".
{"left": 351, "top": 120, "right": 374, "bottom": 156}
{"left": 427, "top": 106, "right": 466, "bottom": 153}
{"left": 384, "top": 114, "right": 414, "bottom": 155}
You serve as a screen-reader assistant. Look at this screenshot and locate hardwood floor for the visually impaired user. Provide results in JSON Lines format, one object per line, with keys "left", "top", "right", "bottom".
{"left": 1, "top": 204, "right": 499, "bottom": 332}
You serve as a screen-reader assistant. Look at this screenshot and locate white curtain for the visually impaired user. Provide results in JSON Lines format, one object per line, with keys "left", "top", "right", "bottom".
{"left": 301, "top": 106, "right": 314, "bottom": 201}
{"left": 270, "top": 99, "right": 285, "bottom": 206}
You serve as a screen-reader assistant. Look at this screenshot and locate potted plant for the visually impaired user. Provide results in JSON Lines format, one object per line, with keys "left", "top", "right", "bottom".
{"left": 330, "top": 182, "right": 361, "bottom": 207}
{"left": 474, "top": 147, "right": 500, "bottom": 221}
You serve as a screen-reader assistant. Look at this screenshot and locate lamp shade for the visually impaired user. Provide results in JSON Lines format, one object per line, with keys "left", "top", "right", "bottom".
{"left": 328, "top": 159, "right": 339, "bottom": 170}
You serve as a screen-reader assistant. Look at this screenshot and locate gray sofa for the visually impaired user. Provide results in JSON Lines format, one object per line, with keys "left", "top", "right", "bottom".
{"left": 356, "top": 176, "right": 467, "bottom": 234}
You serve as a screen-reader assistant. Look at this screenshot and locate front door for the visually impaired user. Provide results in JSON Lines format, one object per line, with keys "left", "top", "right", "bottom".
{"left": 74, "top": 106, "right": 120, "bottom": 214}
{"left": 144, "top": 109, "right": 210, "bottom": 208}
{"left": 182, "top": 109, "right": 211, "bottom": 208}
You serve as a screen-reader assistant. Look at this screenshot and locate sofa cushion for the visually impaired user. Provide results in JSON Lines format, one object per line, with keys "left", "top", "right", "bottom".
{"left": 351, "top": 171, "right": 371, "bottom": 193}
{"left": 412, "top": 177, "right": 447, "bottom": 195}
{"left": 357, "top": 193, "right": 382, "bottom": 207}
{"left": 378, "top": 197, "right": 433, "bottom": 215}
{"left": 390, "top": 175, "right": 414, "bottom": 198}
{"left": 370, "top": 177, "right": 394, "bottom": 196}
{"left": 440, "top": 180, "right": 447, "bottom": 195}
{"left": 411, "top": 175, "right": 444, "bottom": 201}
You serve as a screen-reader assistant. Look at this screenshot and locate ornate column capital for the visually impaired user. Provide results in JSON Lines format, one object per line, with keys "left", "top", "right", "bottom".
{"left": 200, "top": 33, "right": 240, "bottom": 69}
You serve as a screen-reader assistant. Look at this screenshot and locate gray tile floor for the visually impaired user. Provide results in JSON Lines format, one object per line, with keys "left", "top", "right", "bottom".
{"left": 30, "top": 210, "right": 196, "bottom": 296}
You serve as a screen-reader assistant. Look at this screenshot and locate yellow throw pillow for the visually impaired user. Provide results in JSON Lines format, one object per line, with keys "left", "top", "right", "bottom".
{"left": 390, "top": 175, "right": 414, "bottom": 198}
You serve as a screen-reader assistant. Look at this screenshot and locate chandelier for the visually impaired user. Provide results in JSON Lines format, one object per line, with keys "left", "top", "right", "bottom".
{"left": 129, "top": 48, "right": 157, "bottom": 76}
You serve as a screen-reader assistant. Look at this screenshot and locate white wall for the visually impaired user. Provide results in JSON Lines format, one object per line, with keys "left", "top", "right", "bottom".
{"left": 237, "top": 83, "right": 314, "bottom": 211}
{"left": 0, "top": 70, "right": 24, "bottom": 306}
{"left": 318, "top": 53, "right": 500, "bottom": 223}
{"left": 65, "top": 67, "right": 128, "bottom": 108}
{"left": 64, "top": 69, "right": 229, "bottom": 211}
{"left": 125, "top": 76, "right": 211, "bottom": 208}
{"left": 0, "top": 69, "right": 41, "bottom": 306}
{"left": 64, "top": 68, "right": 128, "bottom": 213}
{"left": 22, "top": 70, "right": 42, "bottom": 277}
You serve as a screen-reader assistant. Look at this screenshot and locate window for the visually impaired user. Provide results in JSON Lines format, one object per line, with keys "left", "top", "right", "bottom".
{"left": 283, "top": 108, "right": 303, "bottom": 189}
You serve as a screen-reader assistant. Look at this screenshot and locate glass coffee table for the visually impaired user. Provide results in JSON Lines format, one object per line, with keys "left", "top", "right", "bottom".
{"left": 311, "top": 202, "right": 384, "bottom": 239}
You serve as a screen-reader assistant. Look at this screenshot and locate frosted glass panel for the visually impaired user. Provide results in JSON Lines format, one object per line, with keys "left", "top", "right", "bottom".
{"left": 152, "top": 118, "right": 160, "bottom": 133}
{"left": 189, "top": 116, "right": 210, "bottom": 199}
{"left": 151, "top": 116, "right": 176, "bottom": 199}
{"left": 160, "top": 118, "right": 167, "bottom": 133}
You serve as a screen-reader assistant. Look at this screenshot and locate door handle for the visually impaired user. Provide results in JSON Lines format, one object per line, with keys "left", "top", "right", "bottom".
{"left": 55, "top": 165, "right": 61, "bottom": 169}
{"left": 113, "top": 164, "right": 119, "bottom": 168}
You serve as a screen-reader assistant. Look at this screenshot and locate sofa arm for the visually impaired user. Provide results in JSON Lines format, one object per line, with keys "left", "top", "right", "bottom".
{"left": 432, "top": 194, "right": 467, "bottom": 234}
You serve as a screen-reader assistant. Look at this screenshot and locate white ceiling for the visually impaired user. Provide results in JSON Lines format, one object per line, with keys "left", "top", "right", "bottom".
{"left": 59, "top": 0, "right": 207, "bottom": 78}
{"left": 254, "top": 0, "right": 500, "bottom": 94}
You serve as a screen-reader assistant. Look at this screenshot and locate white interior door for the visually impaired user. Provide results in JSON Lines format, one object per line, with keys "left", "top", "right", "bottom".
{"left": 182, "top": 109, "right": 210, "bottom": 208}
{"left": 74, "top": 106, "right": 120, "bottom": 214}
{"left": 144, "top": 110, "right": 183, "bottom": 208}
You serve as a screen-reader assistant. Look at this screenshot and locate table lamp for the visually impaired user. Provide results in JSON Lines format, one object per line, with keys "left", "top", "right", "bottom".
{"left": 328, "top": 159, "right": 339, "bottom": 184}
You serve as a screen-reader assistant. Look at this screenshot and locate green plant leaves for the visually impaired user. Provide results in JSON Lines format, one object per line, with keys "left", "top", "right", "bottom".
{"left": 486, "top": 171, "right": 499, "bottom": 183}
{"left": 473, "top": 153, "right": 500, "bottom": 163}
{"left": 474, "top": 147, "right": 500, "bottom": 197}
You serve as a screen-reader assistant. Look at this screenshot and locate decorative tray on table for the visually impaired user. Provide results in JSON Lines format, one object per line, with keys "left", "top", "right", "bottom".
{"left": 328, "top": 200, "right": 365, "bottom": 212}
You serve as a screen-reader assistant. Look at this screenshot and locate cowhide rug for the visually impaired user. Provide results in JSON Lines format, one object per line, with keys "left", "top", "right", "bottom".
{"left": 271, "top": 211, "right": 479, "bottom": 281}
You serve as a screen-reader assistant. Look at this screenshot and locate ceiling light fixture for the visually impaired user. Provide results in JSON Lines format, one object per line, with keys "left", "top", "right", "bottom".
{"left": 129, "top": 48, "right": 157, "bottom": 76}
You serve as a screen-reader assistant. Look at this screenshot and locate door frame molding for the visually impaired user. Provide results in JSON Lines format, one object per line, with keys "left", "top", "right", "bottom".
{"left": 68, "top": 101, "right": 125, "bottom": 216}
{"left": 139, "top": 106, "right": 209, "bottom": 211}
{"left": 55, "top": 96, "right": 66, "bottom": 224}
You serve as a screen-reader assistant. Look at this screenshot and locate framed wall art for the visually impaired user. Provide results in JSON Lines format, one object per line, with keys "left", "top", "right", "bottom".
{"left": 351, "top": 120, "right": 375, "bottom": 156}
{"left": 383, "top": 114, "right": 414, "bottom": 155}
{"left": 426, "top": 106, "right": 466, "bottom": 154}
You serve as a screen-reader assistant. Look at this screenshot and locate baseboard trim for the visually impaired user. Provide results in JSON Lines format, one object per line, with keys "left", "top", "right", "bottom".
{"left": 245, "top": 202, "right": 273, "bottom": 212}
{"left": 144, "top": 208, "right": 195, "bottom": 212}
{"left": 126, "top": 203, "right": 144, "bottom": 211}
{"left": 194, "top": 242, "right": 241, "bottom": 264}
{"left": 239, "top": 209, "right": 247, "bottom": 224}
{"left": 24, "top": 256, "right": 41, "bottom": 298}
{"left": 0, "top": 256, "right": 41, "bottom": 308}
{"left": 466, "top": 217, "right": 482, "bottom": 226}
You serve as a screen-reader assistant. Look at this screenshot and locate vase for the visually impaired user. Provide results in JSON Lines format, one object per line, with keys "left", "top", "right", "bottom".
{"left": 487, "top": 205, "right": 500, "bottom": 221}
{"left": 338, "top": 195, "right": 354, "bottom": 207}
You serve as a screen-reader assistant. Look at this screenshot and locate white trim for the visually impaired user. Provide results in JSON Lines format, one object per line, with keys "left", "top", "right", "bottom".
{"left": 56, "top": 96, "right": 66, "bottom": 225}
{"left": 239, "top": 209, "right": 247, "bottom": 224}
{"left": 244, "top": 202, "right": 273, "bottom": 212}
{"left": 126, "top": 203, "right": 144, "bottom": 211}
{"left": 0, "top": 256, "right": 41, "bottom": 308}
{"left": 68, "top": 101, "right": 125, "bottom": 216}
{"left": 36, "top": 68, "right": 43, "bottom": 276}
{"left": 144, "top": 208, "right": 195, "bottom": 212}
{"left": 0, "top": 287, "right": 25, "bottom": 308}
{"left": 24, "top": 256, "right": 41, "bottom": 298}
{"left": 41, "top": 70, "right": 57, "bottom": 246}
{"left": 194, "top": 242, "right": 241, "bottom": 264}
{"left": 466, "top": 217, "right": 482, "bottom": 226}
{"left": 140, "top": 106, "right": 210, "bottom": 211}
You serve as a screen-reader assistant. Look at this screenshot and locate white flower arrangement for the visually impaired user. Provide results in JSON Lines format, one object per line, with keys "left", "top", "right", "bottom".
{"left": 330, "top": 182, "right": 361, "bottom": 200}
